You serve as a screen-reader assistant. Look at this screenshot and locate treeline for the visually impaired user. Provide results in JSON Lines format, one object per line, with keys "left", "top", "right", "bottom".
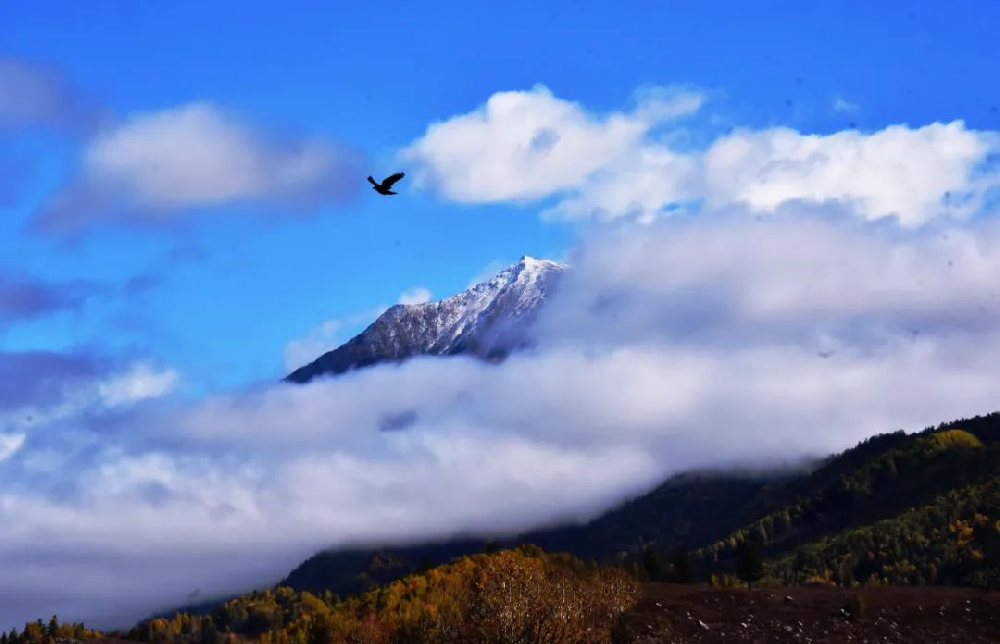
{"left": 769, "top": 477, "right": 1000, "bottom": 588}
{"left": 128, "top": 546, "right": 637, "bottom": 644}
{"left": 620, "top": 414, "right": 1000, "bottom": 580}
{"left": 689, "top": 427, "right": 1000, "bottom": 581}
{"left": 2, "top": 616, "right": 101, "bottom": 644}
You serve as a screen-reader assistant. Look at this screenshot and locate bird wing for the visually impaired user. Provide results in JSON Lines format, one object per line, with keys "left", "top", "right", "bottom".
{"left": 367, "top": 176, "right": 378, "bottom": 186}
{"left": 382, "top": 172, "right": 405, "bottom": 187}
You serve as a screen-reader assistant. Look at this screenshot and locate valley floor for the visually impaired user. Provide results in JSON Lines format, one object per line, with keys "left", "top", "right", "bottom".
{"left": 625, "top": 583, "right": 1000, "bottom": 643}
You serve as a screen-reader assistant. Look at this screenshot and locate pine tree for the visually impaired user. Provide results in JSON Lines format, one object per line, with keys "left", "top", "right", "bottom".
{"left": 201, "top": 617, "right": 219, "bottom": 644}
{"left": 735, "top": 539, "right": 764, "bottom": 591}
{"left": 642, "top": 547, "right": 668, "bottom": 582}
{"left": 670, "top": 546, "right": 694, "bottom": 583}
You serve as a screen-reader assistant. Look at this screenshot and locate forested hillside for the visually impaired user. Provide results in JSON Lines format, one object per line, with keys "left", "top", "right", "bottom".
{"left": 127, "top": 547, "right": 635, "bottom": 644}
{"left": 285, "top": 413, "right": 1000, "bottom": 596}
{"left": 690, "top": 421, "right": 1000, "bottom": 588}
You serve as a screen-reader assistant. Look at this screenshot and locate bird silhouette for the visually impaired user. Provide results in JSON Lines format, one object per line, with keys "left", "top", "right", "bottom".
{"left": 367, "top": 172, "right": 405, "bottom": 195}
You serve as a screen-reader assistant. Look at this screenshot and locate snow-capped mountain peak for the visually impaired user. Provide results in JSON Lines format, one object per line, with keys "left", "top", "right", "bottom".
{"left": 285, "top": 256, "right": 566, "bottom": 383}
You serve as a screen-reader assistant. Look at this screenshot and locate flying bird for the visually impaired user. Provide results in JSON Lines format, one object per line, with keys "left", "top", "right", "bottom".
{"left": 367, "top": 172, "right": 405, "bottom": 195}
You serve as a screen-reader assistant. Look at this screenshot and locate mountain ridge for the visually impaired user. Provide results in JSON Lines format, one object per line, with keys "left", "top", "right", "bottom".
{"left": 285, "top": 256, "right": 566, "bottom": 383}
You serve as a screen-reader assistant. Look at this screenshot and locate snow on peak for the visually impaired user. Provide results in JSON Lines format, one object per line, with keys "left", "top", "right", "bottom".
{"left": 286, "top": 256, "right": 566, "bottom": 382}
{"left": 412, "top": 256, "right": 565, "bottom": 354}
{"left": 470, "top": 255, "right": 566, "bottom": 293}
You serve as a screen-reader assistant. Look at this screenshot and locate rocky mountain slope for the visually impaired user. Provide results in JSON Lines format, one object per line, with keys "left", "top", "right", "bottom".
{"left": 285, "top": 256, "right": 565, "bottom": 383}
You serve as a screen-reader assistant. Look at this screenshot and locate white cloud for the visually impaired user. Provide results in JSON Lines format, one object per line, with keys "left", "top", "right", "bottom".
{"left": 833, "top": 97, "right": 859, "bottom": 112}
{"left": 398, "top": 286, "right": 433, "bottom": 305}
{"left": 0, "top": 359, "right": 178, "bottom": 435}
{"left": 399, "top": 84, "right": 703, "bottom": 203}
{"left": 35, "top": 102, "right": 363, "bottom": 233}
{"left": 403, "top": 87, "right": 999, "bottom": 226}
{"left": 98, "top": 362, "right": 179, "bottom": 407}
{"left": 542, "top": 145, "right": 700, "bottom": 222}
{"left": 84, "top": 103, "right": 330, "bottom": 206}
{"left": 0, "top": 433, "right": 25, "bottom": 462}
{"left": 702, "top": 122, "right": 992, "bottom": 225}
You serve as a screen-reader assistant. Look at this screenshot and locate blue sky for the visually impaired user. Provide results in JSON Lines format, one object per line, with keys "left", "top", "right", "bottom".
{"left": 4, "top": 0, "right": 1000, "bottom": 389}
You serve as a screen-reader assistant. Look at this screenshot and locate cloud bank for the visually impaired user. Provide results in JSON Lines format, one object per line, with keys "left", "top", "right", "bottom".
{"left": 402, "top": 85, "right": 999, "bottom": 226}
{"left": 0, "top": 352, "right": 178, "bottom": 436}
{"left": 8, "top": 211, "right": 1000, "bottom": 629}
{"left": 399, "top": 85, "right": 703, "bottom": 204}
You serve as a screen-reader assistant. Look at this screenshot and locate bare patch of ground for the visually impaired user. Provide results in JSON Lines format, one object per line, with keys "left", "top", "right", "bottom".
{"left": 625, "top": 583, "right": 1000, "bottom": 643}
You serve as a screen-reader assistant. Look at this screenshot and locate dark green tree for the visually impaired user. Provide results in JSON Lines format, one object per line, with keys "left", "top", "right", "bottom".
{"left": 670, "top": 546, "right": 694, "bottom": 583}
{"left": 201, "top": 616, "right": 219, "bottom": 644}
{"left": 642, "top": 547, "right": 668, "bottom": 582}
{"left": 735, "top": 539, "right": 764, "bottom": 590}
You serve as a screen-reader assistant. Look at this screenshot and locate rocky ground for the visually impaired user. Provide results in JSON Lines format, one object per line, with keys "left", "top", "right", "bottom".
{"left": 624, "top": 583, "right": 1000, "bottom": 643}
